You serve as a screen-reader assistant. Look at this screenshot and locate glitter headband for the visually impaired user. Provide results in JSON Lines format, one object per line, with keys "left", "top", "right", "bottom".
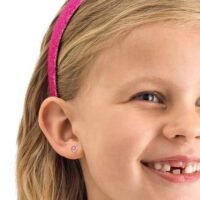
{"left": 48, "top": 0, "right": 85, "bottom": 97}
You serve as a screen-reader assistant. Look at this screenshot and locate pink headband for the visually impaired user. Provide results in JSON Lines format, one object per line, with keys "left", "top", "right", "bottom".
{"left": 48, "top": 0, "right": 85, "bottom": 97}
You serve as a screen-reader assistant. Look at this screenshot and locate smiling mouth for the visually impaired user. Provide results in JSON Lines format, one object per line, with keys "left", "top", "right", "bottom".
{"left": 141, "top": 161, "right": 200, "bottom": 174}
{"left": 140, "top": 157, "right": 200, "bottom": 183}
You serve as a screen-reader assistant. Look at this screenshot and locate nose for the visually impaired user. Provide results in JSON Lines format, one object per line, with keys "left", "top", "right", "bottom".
{"left": 162, "top": 108, "right": 200, "bottom": 143}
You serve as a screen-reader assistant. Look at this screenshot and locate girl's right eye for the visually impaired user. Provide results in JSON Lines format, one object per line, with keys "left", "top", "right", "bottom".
{"left": 130, "top": 91, "right": 164, "bottom": 104}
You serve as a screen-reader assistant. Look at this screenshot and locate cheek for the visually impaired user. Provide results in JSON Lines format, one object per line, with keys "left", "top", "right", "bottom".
{"left": 81, "top": 109, "right": 156, "bottom": 194}
{"left": 98, "top": 114, "right": 152, "bottom": 166}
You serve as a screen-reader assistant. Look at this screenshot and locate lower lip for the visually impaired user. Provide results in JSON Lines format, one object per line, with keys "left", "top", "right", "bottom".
{"left": 142, "top": 164, "right": 200, "bottom": 183}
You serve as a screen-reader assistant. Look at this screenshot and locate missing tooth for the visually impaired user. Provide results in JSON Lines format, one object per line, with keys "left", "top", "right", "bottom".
{"left": 170, "top": 167, "right": 183, "bottom": 174}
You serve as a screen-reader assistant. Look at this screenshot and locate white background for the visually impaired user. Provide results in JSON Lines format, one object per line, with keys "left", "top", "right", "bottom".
{"left": 0, "top": 1, "right": 64, "bottom": 198}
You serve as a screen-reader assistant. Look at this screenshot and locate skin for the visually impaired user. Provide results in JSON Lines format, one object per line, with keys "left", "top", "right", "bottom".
{"left": 38, "top": 22, "right": 200, "bottom": 200}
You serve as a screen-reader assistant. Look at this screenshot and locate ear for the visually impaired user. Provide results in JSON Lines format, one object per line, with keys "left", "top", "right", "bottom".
{"left": 38, "top": 96, "right": 84, "bottom": 160}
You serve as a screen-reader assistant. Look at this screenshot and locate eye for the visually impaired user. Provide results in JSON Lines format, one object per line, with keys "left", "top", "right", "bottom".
{"left": 130, "top": 91, "right": 164, "bottom": 104}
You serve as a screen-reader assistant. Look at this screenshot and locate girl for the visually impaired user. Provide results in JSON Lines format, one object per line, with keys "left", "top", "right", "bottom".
{"left": 16, "top": 0, "right": 200, "bottom": 199}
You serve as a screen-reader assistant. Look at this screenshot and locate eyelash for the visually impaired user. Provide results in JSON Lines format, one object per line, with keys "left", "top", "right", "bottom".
{"left": 130, "top": 91, "right": 164, "bottom": 104}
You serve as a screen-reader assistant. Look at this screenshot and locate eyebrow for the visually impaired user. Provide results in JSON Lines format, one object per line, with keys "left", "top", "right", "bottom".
{"left": 117, "top": 76, "right": 179, "bottom": 94}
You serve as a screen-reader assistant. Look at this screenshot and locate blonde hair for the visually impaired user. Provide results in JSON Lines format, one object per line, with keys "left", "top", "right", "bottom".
{"left": 16, "top": 0, "right": 200, "bottom": 199}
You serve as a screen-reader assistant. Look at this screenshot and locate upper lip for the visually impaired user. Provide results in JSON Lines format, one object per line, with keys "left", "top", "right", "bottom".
{"left": 141, "top": 155, "right": 200, "bottom": 163}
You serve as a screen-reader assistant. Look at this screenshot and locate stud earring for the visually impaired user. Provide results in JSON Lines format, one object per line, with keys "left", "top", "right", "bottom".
{"left": 71, "top": 145, "right": 78, "bottom": 153}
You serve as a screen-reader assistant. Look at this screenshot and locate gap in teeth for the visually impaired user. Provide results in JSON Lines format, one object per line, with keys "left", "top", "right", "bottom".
{"left": 148, "top": 162, "right": 200, "bottom": 174}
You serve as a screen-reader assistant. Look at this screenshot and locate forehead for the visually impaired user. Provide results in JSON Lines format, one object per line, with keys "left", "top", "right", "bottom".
{"left": 83, "top": 22, "right": 200, "bottom": 94}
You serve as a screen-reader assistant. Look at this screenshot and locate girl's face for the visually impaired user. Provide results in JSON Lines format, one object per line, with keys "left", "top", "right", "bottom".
{"left": 73, "top": 22, "right": 200, "bottom": 200}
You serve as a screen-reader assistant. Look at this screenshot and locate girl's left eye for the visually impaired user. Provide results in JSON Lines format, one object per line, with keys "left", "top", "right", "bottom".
{"left": 130, "top": 91, "right": 164, "bottom": 104}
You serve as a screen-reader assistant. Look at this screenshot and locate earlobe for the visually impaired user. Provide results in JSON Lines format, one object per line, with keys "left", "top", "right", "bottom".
{"left": 65, "top": 139, "right": 84, "bottom": 159}
{"left": 38, "top": 96, "right": 84, "bottom": 160}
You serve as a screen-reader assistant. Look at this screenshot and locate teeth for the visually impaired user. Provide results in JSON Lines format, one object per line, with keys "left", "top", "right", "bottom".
{"left": 183, "top": 163, "right": 197, "bottom": 174}
{"left": 154, "top": 163, "right": 162, "bottom": 170}
{"left": 197, "top": 164, "right": 200, "bottom": 172}
{"left": 162, "top": 163, "right": 171, "bottom": 172}
{"left": 151, "top": 162, "right": 200, "bottom": 174}
{"left": 172, "top": 169, "right": 181, "bottom": 174}
{"left": 193, "top": 164, "right": 197, "bottom": 172}
{"left": 153, "top": 163, "right": 170, "bottom": 172}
